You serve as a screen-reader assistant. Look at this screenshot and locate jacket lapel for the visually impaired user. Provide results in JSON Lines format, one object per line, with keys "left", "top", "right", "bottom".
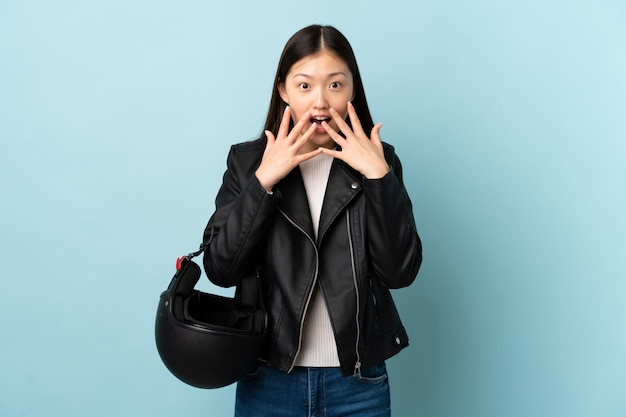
{"left": 317, "top": 160, "right": 362, "bottom": 243}
{"left": 275, "top": 167, "right": 315, "bottom": 238}
{"left": 275, "top": 160, "right": 362, "bottom": 244}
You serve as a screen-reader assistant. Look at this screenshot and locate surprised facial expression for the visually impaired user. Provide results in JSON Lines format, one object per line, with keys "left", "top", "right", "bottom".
{"left": 279, "top": 50, "right": 354, "bottom": 152}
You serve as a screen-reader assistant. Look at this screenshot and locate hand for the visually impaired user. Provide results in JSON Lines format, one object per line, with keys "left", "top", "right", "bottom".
{"left": 320, "top": 102, "right": 390, "bottom": 179}
{"left": 255, "top": 107, "right": 322, "bottom": 192}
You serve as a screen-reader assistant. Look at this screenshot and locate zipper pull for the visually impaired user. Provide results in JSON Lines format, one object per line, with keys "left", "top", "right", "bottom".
{"left": 353, "top": 361, "right": 362, "bottom": 378}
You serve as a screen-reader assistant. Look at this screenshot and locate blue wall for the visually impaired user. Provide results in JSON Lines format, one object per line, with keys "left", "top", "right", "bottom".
{"left": 1, "top": 1, "right": 624, "bottom": 416}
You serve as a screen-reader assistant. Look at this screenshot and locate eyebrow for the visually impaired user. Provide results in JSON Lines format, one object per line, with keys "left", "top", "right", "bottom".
{"left": 291, "top": 72, "right": 348, "bottom": 78}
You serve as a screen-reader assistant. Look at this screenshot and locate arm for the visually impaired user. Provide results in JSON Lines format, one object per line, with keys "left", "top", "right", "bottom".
{"left": 363, "top": 146, "right": 422, "bottom": 289}
{"left": 204, "top": 108, "right": 324, "bottom": 286}
{"left": 202, "top": 143, "right": 278, "bottom": 287}
{"left": 319, "top": 102, "right": 422, "bottom": 288}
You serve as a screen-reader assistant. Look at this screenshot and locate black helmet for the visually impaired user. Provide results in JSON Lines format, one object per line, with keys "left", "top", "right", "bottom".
{"left": 155, "top": 253, "right": 266, "bottom": 389}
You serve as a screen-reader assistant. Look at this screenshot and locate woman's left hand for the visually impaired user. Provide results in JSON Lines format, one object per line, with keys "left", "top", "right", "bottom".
{"left": 319, "top": 101, "right": 390, "bottom": 179}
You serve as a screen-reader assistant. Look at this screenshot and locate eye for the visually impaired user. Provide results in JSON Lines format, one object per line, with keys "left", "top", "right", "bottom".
{"left": 299, "top": 82, "right": 310, "bottom": 90}
{"left": 330, "top": 82, "right": 341, "bottom": 89}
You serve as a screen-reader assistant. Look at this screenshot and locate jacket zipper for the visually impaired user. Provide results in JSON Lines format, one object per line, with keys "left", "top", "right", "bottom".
{"left": 277, "top": 207, "right": 320, "bottom": 373}
{"left": 346, "top": 210, "right": 362, "bottom": 377}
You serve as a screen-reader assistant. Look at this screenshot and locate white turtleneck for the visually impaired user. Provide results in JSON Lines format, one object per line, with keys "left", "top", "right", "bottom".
{"left": 294, "top": 152, "right": 341, "bottom": 367}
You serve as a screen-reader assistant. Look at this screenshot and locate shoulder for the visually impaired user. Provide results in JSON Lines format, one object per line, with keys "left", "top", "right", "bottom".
{"left": 379, "top": 141, "right": 407, "bottom": 182}
{"left": 225, "top": 136, "right": 266, "bottom": 170}
{"left": 230, "top": 136, "right": 266, "bottom": 154}
{"left": 381, "top": 141, "right": 395, "bottom": 155}
{"left": 381, "top": 141, "right": 402, "bottom": 165}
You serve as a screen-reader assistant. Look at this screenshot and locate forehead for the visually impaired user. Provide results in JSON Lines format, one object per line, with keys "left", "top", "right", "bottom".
{"left": 287, "top": 51, "right": 351, "bottom": 78}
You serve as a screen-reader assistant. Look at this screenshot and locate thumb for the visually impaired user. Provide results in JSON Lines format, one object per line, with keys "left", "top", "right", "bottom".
{"left": 370, "top": 123, "right": 383, "bottom": 144}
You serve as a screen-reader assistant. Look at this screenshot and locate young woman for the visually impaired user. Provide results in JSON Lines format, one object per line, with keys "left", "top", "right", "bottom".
{"left": 203, "top": 24, "right": 422, "bottom": 417}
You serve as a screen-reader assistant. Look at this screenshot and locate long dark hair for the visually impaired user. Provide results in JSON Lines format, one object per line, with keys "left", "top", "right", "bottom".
{"left": 263, "top": 25, "right": 374, "bottom": 135}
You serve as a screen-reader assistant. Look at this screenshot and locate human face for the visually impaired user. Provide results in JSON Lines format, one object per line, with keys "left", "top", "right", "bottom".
{"left": 279, "top": 51, "right": 354, "bottom": 152}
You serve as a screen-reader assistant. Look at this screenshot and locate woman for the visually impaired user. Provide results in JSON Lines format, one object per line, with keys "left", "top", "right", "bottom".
{"left": 203, "top": 24, "right": 422, "bottom": 417}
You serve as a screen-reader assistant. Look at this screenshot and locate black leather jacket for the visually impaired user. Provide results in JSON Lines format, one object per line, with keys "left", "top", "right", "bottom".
{"left": 203, "top": 137, "right": 422, "bottom": 377}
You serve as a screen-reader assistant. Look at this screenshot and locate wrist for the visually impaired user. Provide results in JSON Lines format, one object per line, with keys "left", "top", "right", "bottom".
{"left": 255, "top": 170, "right": 275, "bottom": 193}
{"left": 362, "top": 163, "right": 390, "bottom": 180}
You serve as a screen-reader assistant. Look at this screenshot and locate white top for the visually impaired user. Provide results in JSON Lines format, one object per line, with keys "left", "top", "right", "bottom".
{"left": 294, "top": 152, "right": 341, "bottom": 367}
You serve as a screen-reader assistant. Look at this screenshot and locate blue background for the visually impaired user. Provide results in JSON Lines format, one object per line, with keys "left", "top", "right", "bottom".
{"left": 1, "top": 1, "right": 625, "bottom": 416}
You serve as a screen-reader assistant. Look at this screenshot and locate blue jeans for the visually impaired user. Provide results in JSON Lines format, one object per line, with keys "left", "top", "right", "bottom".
{"left": 234, "top": 363, "right": 391, "bottom": 417}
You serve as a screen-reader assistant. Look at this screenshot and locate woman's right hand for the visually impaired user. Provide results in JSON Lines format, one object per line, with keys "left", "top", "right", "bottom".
{"left": 255, "top": 106, "right": 321, "bottom": 193}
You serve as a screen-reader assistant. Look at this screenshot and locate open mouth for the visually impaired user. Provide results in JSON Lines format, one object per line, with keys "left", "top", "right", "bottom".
{"left": 310, "top": 116, "right": 331, "bottom": 125}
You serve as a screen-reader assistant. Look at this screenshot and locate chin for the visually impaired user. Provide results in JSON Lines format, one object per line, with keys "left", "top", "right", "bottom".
{"left": 315, "top": 140, "right": 336, "bottom": 150}
{"left": 308, "top": 133, "right": 331, "bottom": 145}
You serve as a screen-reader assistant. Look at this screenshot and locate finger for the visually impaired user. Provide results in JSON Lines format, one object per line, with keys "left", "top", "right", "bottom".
{"left": 321, "top": 120, "right": 347, "bottom": 146}
{"left": 277, "top": 106, "right": 292, "bottom": 139}
{"left": 318, "top": 147, "right": 342, "bottom": 160}
{"left": 297, "top": 147, "right": 324, "bottom": 162}
{"left": 287, "top": 110, "right": 311, "bottom": 141}
{"left": 329, "top": 107, "right": 353, "bottom": 138}
{"left": 294, "top": 122, "right": 316, "bottom": 148}
{"left": 346, "top": 101, "right": 366, "bottom": 137}
{"left": 264, "top": 130, "right": 275, "bottom": 145}
{"left": 370, "top": 123, "right": 383, "bottom": 145}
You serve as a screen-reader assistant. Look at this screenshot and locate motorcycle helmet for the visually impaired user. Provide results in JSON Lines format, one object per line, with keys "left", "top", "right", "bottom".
{"left": 155, "top": 253, "right": 266, "bottom": 389}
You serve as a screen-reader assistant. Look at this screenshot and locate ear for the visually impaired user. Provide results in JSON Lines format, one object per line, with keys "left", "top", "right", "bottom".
{"left": 278, "top": 81, "right": 288, "bottom": 105}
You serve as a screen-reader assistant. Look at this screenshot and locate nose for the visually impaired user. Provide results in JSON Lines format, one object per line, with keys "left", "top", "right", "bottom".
{"left": 313, "top": 87, "right": 328, "bottom": 110}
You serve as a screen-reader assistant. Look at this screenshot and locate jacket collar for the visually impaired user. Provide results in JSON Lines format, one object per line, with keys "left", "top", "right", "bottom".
{"left": 318, "top": 161, "right": 362, "bottom": 243}
{"left": 275, "top": 159, "right": 362, "bottom": 243}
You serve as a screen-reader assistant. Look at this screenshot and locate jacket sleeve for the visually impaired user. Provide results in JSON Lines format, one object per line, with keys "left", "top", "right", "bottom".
{"left": 202, "top": 143, "right": 277, "bottom": 287}
{"left": 362, "top": 145, "right": 422, "bottom": 289}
